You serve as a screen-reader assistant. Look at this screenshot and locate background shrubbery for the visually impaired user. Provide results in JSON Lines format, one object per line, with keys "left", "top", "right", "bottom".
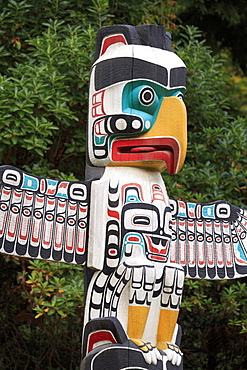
{"left": 0, "top": 0, "right": 246, "bottom": 369}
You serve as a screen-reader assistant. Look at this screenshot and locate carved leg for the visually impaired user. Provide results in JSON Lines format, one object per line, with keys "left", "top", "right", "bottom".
{"left": 127, "top": 305, "right": 150, "bottom": 339}
{"left": 156, "top": 263, "right": 184, "bottom": 366}
{"left": 156, "top": 308, "right": 179, "bottom": 346}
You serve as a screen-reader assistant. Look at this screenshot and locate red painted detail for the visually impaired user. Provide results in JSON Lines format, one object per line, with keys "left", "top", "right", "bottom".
{"left": 1, "top": 203, "right": 8, "bottom": 211}
{"left": 188, "top": 207, "right": 196, "bottom": 218}
{"left": 188, "top": 243, "right": 195, "bottom": 265}
{"left": 151, "top": 184, "right": 165, "bottom": 202}
{"left": 26, "top": 194, "right": 33, "bottom": 201}
{"left": 111, "top": 137, "right": 179, "bottom": 174}
{"left": 65, "top": 228, "right": 75, "bottom": 252}
{"left": 76, "top": 226, "right": 86, "bottom": 253}
{"left": 0, "top": 215, "right": 7, "bottom": 236}
{"left": 69, "top": 204, "right": 77, "bottom": 211}
{"left": 40, "top": 178, "right": 46, "bottom": 193}
{"left": 76, "top": 243, "right": 85, "bottom": 253}
{"left": 37, "top": 196, "right": 44, "bottom": 204}
{"left": 100, "top": 34, "right": 127, "bottom": 56}
{"left": 149, "top": 254, "right": 167, "bottom": 261}
{"left": 47, "top": 188, "right": 56, "bottom": 195}
{"left": 23, "top": 209, "right": 30, "bottom": 216}
{"left": 94, "top": 119, "right": 105, "bottom": 135}
{"left": 179, "top": 244, "right": 186, "bottom": 265}
{"left": 59, "top": 182, "right": 68, "bottom": 189}
{"left": 131, "top": 146, "right": 156, "bottom": 153}
{"left": 145, "top": 235, "right": 169, "bottom": 261}
{"left": 19, "top": 218, "right": 30, "bottom": 240}
{"left": 207, "top": 244, "right": 214, "bottom": 266}
{"left": 34, "top": 211, "right": 42, "bottom": 218}
{"left": 87, "top": 330, "right": 118, "bottom": 354}
{"left": 3, "top": 188, "right": 11, "bottom": 196}
{"left": 196, "top": 205, "right": 201, "bottom": 219}
{"left": 54, "top": 227, "right": 63, "bottom": 250}
{"left": 109, "top": 248, "right": 117, "bottom": 256}
{"left": 7, "top": 214, "right": 17, "bottom": 238}
{"left": 127, "top": 236, "right": 140, "bottom": 242}
{"left": 92, "top": 91, "right": 106, "bottom": 118}
{"left": 235, "top": 255, "right": 247, "bottom": 265}
{"left": 121, "top": 183, "right": 144, "bottom": 202}
{"left": 107, "top": 209, "right": 120, "bottom": 220}
{"left": 43, "top": 223, "right": 52, "bottom": 246}
{"left": 76, "top": 242, "right": 85, "bottom": 253}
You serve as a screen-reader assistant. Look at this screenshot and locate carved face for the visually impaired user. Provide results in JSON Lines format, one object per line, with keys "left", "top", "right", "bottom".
{"left": 121, "top": 184, "right": 172, "bottom": 263}
{"left": 87, "top": 33, "right": 187, "bottom": 174}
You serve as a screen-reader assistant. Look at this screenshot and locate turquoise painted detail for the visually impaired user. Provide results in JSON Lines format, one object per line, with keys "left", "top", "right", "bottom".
{"left": 120, "top": 232, "right": 146, "bottom": 261}
{"left": 177, "top": 208, "right": 187, "bottom": 218}
{"left": 22, "top": 173, "right": 39, "bottom": 191}
{"left": 95, "top": 135, "right": 107, "bottom": 146}
{"left": 126, "top": 194, "right": 140, "bottom": 203}
{"left": 187, "top": 202, "right": 196, "bottom": 216}
{"left": 237, "top": 242, "right": 247, "bottom": 262}
{"left": 47, "top": 179, "right": 58, "bottom": 188}
{"left": 202, "top": 205, "right": 215, "bottom": 219}
{"left": 122, "top": 80, "right": 185, "bottom": 132}
{"left": 56, "top": 190, "right": 68, "bottom": 199}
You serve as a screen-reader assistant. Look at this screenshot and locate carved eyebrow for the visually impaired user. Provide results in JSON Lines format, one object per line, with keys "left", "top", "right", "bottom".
{"left": 95, "top": 57, "right": 168, "bottom": 90}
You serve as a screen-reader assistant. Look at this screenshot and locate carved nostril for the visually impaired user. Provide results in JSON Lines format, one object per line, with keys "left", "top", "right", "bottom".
{"left": 115, "top": 118, "right": 127, "bottom": 131}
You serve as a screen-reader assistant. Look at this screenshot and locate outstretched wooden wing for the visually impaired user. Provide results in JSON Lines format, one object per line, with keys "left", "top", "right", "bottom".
{"left": 169, "top": 197, "right": 247, "bottom": 279}
{"left": 0, "top": 165, "right": 91, "bottom": 265}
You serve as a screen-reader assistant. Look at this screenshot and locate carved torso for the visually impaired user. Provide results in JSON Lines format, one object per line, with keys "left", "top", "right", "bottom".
{"left": 85, "top": 167, "right": 182, "bottom": 344}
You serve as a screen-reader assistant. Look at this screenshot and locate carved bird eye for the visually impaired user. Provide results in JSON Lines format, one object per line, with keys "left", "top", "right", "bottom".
{"left": 139, "top": 87, "right": 155, "bottom": 106}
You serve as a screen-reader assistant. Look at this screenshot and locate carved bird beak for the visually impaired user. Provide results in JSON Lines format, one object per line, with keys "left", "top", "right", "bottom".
{"left": 109, "top": 96, "right": 187, "bottom": 174}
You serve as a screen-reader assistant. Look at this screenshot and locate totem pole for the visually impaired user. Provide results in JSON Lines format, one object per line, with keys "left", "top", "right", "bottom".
{"left": 0, "top": 25, "right": 247, "bottom": 370}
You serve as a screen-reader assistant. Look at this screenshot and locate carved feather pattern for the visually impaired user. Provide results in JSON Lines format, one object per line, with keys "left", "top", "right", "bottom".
{"left": 0, "top": 165, "right": 90, "bottom": 264}
{"left": 169, "top": 198, "right": 247, "bottom": 279}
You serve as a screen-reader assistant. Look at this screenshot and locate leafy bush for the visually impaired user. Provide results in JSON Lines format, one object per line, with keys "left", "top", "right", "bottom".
{"left": 163, "top": 26, "right": 247, "bottom": 370}
{"left": 0, "top": 1, "right": 247, "bottom": 369}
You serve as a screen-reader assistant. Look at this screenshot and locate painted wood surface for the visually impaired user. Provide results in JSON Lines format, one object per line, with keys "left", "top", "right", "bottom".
{"left": 0, "top": 24, "right": 247, "bottom": 369}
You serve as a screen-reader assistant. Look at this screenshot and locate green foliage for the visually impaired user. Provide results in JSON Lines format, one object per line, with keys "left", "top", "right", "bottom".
{"left": 0, "top": 17, "right": 96, "bottom": 174}
{"left": 0, "top": 1, "right": 112, "bottom": 368}
{"left": 177, "top": 0, "right": 247, "bottom": 74}
{"left": 108, "top": 0, "right": 179, "bottom": 30}
{"left": 164, "top": 26, "right": 247, "bottom": 208}
{"left": 23, "top": 259, "right": 84, "bottom": 319}
{"left": 0, "top": 256, "right": 83, "bottom": 369}
{"left": 163, "top": 26, "right": 247, "bottom": 369}
{"left": 0, "top": 1, "right": 247, "bottom": 369}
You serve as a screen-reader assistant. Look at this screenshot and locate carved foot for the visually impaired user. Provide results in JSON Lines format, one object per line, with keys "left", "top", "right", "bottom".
{"left": 131, "top": 339, "right": 162, "bottom": 365}
{"left": 156, "top": 341, "right": 183, "bottom": 366}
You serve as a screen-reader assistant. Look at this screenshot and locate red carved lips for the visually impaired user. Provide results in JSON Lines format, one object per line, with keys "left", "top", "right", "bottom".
{"left": 144, "top": 235, "right": 170, "bottom": 262}
{"left": 111, "top": 137, "right": 179, "bottom": 174}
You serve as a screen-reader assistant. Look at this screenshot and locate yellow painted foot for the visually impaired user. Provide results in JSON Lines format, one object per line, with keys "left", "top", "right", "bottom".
{"left": 131, "top": 338, "right": 162, "bottom": 365}
{"left": 156, "top": 341, "right": 183, "bottom": 366}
